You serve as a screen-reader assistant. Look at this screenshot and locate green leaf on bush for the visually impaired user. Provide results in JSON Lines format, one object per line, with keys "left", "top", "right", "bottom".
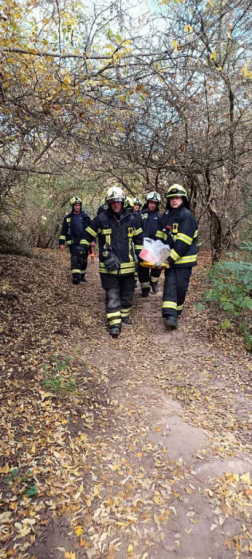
{"left": 194, "top": 302, "right": 205, "bottom": 311}
{"left": 221, "top": 318, "right": 230, "bottom": 330}
{"left": 241, "top": 297, "right": 252, "bottom": 309}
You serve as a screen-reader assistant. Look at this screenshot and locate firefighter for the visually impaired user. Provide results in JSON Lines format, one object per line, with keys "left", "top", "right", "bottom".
{"left": 133, "top": 197, "right": 142, "bottom": 213}
{"left": 156, "top": 184, "right": 198, "bottom": 330}
{"left": 125, "top": 197, "right": 141, "bottom": 286}
{"left": 138, "top": 191, "right": 162, "bottom": 297}
{"left": 80, "top": 187, "right": 144, "bottom": 338}
{"left": 59, "top": 196, "right": 92, "bottom": 284}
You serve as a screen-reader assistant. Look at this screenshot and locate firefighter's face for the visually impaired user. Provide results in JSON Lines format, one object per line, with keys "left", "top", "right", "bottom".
{"left": 134, "top": 204, "right": 140, "bottom": 212}
{"left": 73, "top": 203, "right": 81, "bottom": 213}
{"left": 148, "top": 200, "right": 157, "bottom": 211}
{"left": 170, "top": 196, "right": 183, "bottom": 208}
{"left": 111, "top": 201, "right": 122, "bottom": 213}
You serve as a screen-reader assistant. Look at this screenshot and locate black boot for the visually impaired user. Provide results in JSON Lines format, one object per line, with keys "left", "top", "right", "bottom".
{"left": 110, "top": 326, "right": 121, "bottom": 338}
{"left": 72, "top": 278, "right": 80, "bottom": 285}
{"left": 151, "top": 283, "right": 159, "bottom": 294}
{"left": 141, "top": 288, "right": 149, "bottom": 298}
{"left": 122, "top": 316, "right": 132, "bottom": 325}
{"left": 164, "top": 316, "right": 177, "bottom": 330}
{"left": 80, "top": 275, "right": 87, "bottom": 282}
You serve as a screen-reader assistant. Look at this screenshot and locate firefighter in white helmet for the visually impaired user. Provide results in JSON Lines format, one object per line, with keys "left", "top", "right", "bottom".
{"left": 81, "top": 187, "right": 144, "bottom": 337}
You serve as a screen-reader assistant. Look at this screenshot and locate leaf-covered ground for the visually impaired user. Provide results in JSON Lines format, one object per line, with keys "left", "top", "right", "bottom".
{"left": 1, "top": 250, "right": 252, "bottom": 559}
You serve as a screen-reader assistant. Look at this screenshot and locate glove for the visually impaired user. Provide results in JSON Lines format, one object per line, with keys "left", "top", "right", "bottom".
{"left": 102, "top": 244, "right": 120, "bottom": 272}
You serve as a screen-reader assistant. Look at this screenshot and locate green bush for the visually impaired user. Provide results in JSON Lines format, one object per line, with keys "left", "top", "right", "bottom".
{"left": 206, "top": 250, "right": 252, "bottom": 350}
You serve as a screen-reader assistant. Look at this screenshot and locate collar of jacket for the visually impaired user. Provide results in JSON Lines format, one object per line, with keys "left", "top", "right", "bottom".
{"left": 167, "top": 205, "right": 185, "bottom": 217}
{"left": 107, "top": 207, "right": 130, "bottom": 221}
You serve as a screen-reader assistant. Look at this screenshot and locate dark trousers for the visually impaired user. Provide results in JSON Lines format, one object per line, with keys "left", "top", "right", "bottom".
{"left": 69, "top": 245, "right": 88, "bottom": 281}
{"left": 138, "top": 265, "right": 161, "bottom": 294}
{"left": 100, "top": 273, "right": 135, "bottom": 329}
{"left": 162, "top": 267, "right": 192, "bottom": 317}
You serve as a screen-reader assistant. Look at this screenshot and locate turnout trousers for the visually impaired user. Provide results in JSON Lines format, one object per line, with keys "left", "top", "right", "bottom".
{"left": 100, "top": 273, "right": 135, "bottom": 330}
{"left": 138, "top": 265, "right": 161, "bottom": 295}
{"left": 162, "top": 267, "right": 192, "bottom": 318}
{"left": 69, "top": 245, "right": 88, "bottom": 282}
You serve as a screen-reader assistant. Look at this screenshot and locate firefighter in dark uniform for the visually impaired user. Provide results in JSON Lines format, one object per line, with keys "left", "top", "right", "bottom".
{"left": 138, "top": 191, "right": 162, "bottom": 297}
{"left": 156, "top": 184, "right": 198, "bottom": 329}
{"left": 59, "top": 196, "right": 92, "bottom": 284}
{"left": 133, "top": 197, "right": 142, "bottom": 213}
{"left": 81, "top": 187, "right": 144, "bottom": 338}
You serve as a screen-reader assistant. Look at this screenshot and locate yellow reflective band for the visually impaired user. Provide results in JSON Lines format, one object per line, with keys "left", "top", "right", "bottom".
{"left": 162, "top": 301, "right": 177, "bottom": 309}
{"left": 142, "top": 214, "right": 148, "bottom": 219}
{"left": 109, "top": 318, "right": 122, "bottom": 326}
{"left": 176, "top": 233, "right": 193, "bottom": 245}
{"left": 72, "top": 269, "right": 81, "bottom": 274}
{"left": 134, "top": 245, "right": 144, "bottom": 250}
{"left": 59, "top": 235, "right": 66, "bottom": 240}
{"left": 66, "top": 217, "right": 71, "bottom": 223}
{"left": 107, "top": 311, "right": 121, "bottom": 319}
{"left": 134, "top": 228, "right": 143, "bottom": 236}
{"left": 121, "top": 307, "right": 130, "bottom": 313}
{"left": 156, "top": 231, "right": 167, "bottom": 241}
{"left": 194, "top": 230, "right": 198, "bottom": 238}
{"left": 66, "top": 240, "right": 72, "bottom": 245}
{"left": 121, "top": 311, "right": 130, "bottom": 317}
{"left": 141, "top": 282, "right": 150, "bottom": 288}
{"left": 170, "top": 249, "right": 180, "bottom": 261}
{"left": 150, "top": 276, "right": 159, "bottom": 283}
{"left": 120, "top": 268, "right": 135, "bottom": 274}
{"left": 101, "top": 228, "right": 112, "bottom": 234}
{"left": 177, "top": 304, "right": 184, "bottom": 310}
{"left": 86, "top": 226, "right": 97, "bottom": 237}
{"left": 81, "top": 269, "right": 86, "bottom": 273}
{"left": 80, "top": 239, "right": 90, "bottom": 246}
{"left": 121, "top": 262, "right": 135, "bottom": 268}
{"left": 175, "top": 255, "right": 197, "bottom": 264}
{"left": 128, "top": 237, "right": 133, "bottom": 262}
{"left": 99, "top": 266, "right": 118, "bottom": 275}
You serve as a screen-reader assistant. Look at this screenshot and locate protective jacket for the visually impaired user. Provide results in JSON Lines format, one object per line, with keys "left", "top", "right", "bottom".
{"left": 81, "top": 207, "right": 144, "bottom": 275}
{"left": 59, "top": 211, "right": 91, "bottom": 246}
{"left": 141, "top": 208, "right": 161, "bottom": 239}
{"left": 156, "top": 206, "right": 198, "bottom": 268}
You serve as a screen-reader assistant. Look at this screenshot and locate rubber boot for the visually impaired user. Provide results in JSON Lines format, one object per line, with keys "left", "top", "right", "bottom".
{"left": 72, "top": 278, "right": 80, "bottom": 285}
{"left": 141, "top": 288, "right": 149, "bottom": 298}
{"left": 122, "top": 316, "right": 132, "bottom": 325}
{"left": 151, "top": 283, "right": 159, "bottom": 294}
{"left": 164, "top": 315, "right": 177, "bottom": 330}
{"left": 109, "top": 326, "right": 121, "bottom": 338}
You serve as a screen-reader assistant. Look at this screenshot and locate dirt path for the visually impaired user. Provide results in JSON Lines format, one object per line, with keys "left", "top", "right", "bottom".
{"left": 1, "top": 250, "right": 252, "bottom": 559}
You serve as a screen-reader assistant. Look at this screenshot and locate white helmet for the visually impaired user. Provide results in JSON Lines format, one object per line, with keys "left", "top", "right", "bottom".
{"left": 106, "top": 186, "right": 125, "bottom": 204}
{"left": 146, "top": 191, "right": 161, "bottom": 203}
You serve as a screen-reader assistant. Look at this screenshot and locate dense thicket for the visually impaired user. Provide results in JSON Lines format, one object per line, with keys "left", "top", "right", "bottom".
{"left": 0, "top": 0, "right": 252, "bottom": 258}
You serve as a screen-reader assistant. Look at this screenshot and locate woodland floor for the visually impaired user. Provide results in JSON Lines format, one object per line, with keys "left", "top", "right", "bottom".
{"left": 1, "top": 249, "right": 252, "bottom": 559}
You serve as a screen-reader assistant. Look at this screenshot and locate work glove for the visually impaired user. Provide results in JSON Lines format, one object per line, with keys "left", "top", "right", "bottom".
{"left": 102, "top": 244, "right": 120, "bottom": 272}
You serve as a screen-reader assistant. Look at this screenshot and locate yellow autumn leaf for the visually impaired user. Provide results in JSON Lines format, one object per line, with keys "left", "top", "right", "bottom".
{"left": 210, "top": 52, "right": 217, "bottom": 60}
{"left": 111, "top": 464, "right": 120, "bottom": 471}
{"left": 65, "top": 553, "right": 76, "bottom": 559}
{"left": 184, "top": 24, "right": 193, "bottom": 32}
{"left": 75, "top": 526, "right": 83, "bottom": 537}
{"left": 240, "top": 472, "right": 251, "bottom": 484}
{"left": 127, "top": 544, "right": 134, "bottom": 556}
{"left": 171, "top": 39, "right": 179, "bottom": 53}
